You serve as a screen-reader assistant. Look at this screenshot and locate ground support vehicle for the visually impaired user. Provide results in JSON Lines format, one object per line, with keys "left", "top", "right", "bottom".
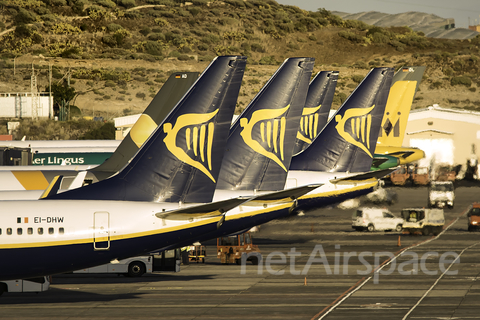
{"left": 428, "top": 181, "right": 455, "bottom": 209}
{"left": 411, "top": 167, "right": 430, "bottom": 186}
{"left": 401, "top": 208, "right": 445, "bottom": 236}
{"left": 352, "top": 207, "right": 404, "bottom": 232}
{"left": 467, "top": 203, "right": 480, "bottom": 231}
{"left": 217, "top": 231, "right": 260, "bottom": 265}
{"left": 74, "top": 249, "right": 181, "bottom": 277}
{"left": 188, "top": 245, "right": 206, "bottom": 263}
{"left": 435, "top": 165, "right": 456, "bottom": 181}
{"left": 0, "top": 277, "right": 50, "bottom": 295}
{"left": 389, "top": 166, "right": 410, "bottom": 186}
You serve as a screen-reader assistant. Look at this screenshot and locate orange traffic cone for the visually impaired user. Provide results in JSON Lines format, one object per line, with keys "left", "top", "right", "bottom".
{"left": 397, "top": 235, "right": 401, "bottom": 247}
{"left": 304, "top": 277, "right": 307, "bottom": 286}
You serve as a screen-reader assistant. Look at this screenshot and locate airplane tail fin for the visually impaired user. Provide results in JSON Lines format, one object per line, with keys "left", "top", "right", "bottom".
{"left": 377, "top": 66, "right": 425, "bottom": 147}
{"left": 91, "top": 72, "right": 199, "bottom": 178}
{"left": 216, "top": 57, "right": 314, "bottom": 191}
{"left": 290, "top": 67, "right": 394, "bottom": 173}
{"left": 44, "top": 56, "right": 246, "bottom": 202}
{"left": 293, "top": 70, "right": 338, "bottom": 155}
{"left": 40, "top": 175, "right": 63, "bottom": 199}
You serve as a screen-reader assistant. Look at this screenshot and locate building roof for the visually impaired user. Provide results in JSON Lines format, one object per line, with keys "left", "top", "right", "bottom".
{"left": 409, "top": 104, "right": 480, "bottom": 125}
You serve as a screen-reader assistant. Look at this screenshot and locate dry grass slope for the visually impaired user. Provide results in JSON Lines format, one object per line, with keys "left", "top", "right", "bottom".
{"left": 0, "top": 0, "right": 479, "bottom": 139}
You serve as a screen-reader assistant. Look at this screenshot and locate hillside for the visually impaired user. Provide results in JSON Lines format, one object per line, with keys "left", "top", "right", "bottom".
{"left": 0, "top": 0, "right": 479, "bottom": 136}
{"left": 332, "top": 11, "right": 479, "bottom": 40}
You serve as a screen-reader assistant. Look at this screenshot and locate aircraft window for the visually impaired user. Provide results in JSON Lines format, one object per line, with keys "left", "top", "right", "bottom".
{"left": 59, "top": 227, "right": 64, "bottom": 234}
{"left": 17, "top": 217, "right": 21, "bottom": 223}
{"left": 221, "top": 237, "right": 237, "bottom": 246}
{"left": 17, "top": 228, "right": 22, "bottom": 235}
{"left": 28, "top": 228, "right": 33, "bottom": 235}
{"left": 38, "top": 228, "right": 43, "bottom": 235}
{"left": 7, "top": 228, "right": 12, "bottom": 235}
{"left": 48, "top": 227, "right": 54, "bottom": 235}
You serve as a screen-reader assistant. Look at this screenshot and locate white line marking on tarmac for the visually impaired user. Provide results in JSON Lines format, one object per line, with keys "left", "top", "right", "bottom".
{"left": 402, "top": 241, "right": 480, "bottom": 320}
{"left": 315, "top": 206, "right": 472, "bottom": 320}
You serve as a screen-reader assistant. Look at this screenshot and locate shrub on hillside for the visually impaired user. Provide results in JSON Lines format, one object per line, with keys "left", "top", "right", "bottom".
{"left": 333, "top": 92, "right": 347, "bottom": 106}
{"left": 106, "top": 23, "right": 123, "bottom": 33}
{"left": 144, "top": 41, "right": 163, "bottom": 56}
{"left": 287, "top": 42, "right": 299, "bottom": 50}
{"left": 451, "top": 76, "right": 472, "bottom": 87}
{"left": 258, "top": 55, "right": 277, "bottom": 65}
{"left": 15, "top": 8, "right": 38, "bottom": 24}
{"left": 338, "top": 30, "right": 363, "bottom": 43}
{"left": 118, "top": 0, "right": 135, "bottom": 8}
{"left": 97, "top": 0, "right": 116, "bottom": 8}
{"left": 148, "top": 33, "right": 165, "bottom": 41}
{"left": 430, "top": 81, "right": 442, "bottom": 89}
{"left": 351, "top": 74, "right": 364, "bottom": 83}
{"left": 188, "top": 7, "right": 202, "bottom": 16}
{"left": 191, "top": 0, "right": 208, "bottom": 5}
{"left": 251, "top": 43, "right": 265, "bottom": 53}
{"left": 80, "top": 122, "right": 115, "bottom": 140}
{"left": 343, "top": 19, "right": 369, "bottom": 31}
{"left": 369, "top": 32, "right": 390, "bottom": 44}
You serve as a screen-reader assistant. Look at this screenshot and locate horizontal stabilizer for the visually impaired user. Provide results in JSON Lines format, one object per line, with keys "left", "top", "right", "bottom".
{"left": 329, "top": 168, "right": 399, "bottom": 184}
{"left": 40, "top": 175, "right": 63, "bottom": 199}
{"left": 155, "top": 197, "right": 250, "bottom": 219}
{"left": 244, "top": 184, "right": 322, "bottom": 205}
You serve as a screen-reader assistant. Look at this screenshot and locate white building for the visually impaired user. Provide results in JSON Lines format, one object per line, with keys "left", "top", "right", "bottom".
{"left": 0, "top": 92, "right": 53, "bottom": 119}
{"left": 404, "top": 105, "right": 480, "bottom": 167}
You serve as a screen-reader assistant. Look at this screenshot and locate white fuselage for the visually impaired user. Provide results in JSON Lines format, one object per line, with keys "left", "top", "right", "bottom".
{"left": 0, "top": 198, "right": 293, "bottom": 280}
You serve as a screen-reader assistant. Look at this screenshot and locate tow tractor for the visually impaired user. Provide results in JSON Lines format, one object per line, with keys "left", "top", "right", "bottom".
{"left": 401, "top": 208, "right": 445, "bottom": 236}
{"left": 217, "top": 231, "right": 261, "bottom": 265}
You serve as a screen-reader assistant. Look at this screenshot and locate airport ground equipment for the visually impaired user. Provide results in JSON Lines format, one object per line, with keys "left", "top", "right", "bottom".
{"left": 467, "top": 203, "right": 480, "bottom": 231}
{"left": 217, "top": 231, "right": 260, "bottom": 265}
{"left": 411, "top": 166, "right": 430, "bottom": 185}
{"left": 435, "top": 165, "right": 456, "bottom": 181}
{"left": 428, "top": 181, "right": 455, "bottom": 209}
{"left": 73, "top": 249, "right": 181, "bottom": 277}
{"left": 0, "top": 146, "right": 32, "bottom": 165}
{"left": 352, "top": 207, "right": 404, "bottom": 232}
{"left": 188, "top": 245, "right": 206, "bottom": 263}
{"left": 389, "top": 165, "right": 410, "bottom": 185}
{"left": 0, "top": 276, "right": 50, "bottom": 295}
{"left": 401, "top": 208, "right": 445, "bottom": 235}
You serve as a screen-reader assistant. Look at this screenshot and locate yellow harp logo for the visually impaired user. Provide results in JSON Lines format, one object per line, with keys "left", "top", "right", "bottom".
{"left": 239, "top": 105, "right": 290, "bottom": 172}
{"left": 335, "top": 105, "right": 375, "bottom": 158}
{"left": 163, "top": 109, "right": 219, "bottom": 183}
{"left": 297, "top": 105, "right": 322, "bottom": 144}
